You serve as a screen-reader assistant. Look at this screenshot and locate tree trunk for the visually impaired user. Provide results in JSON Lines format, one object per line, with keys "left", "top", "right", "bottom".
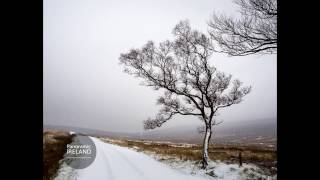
{"left": 201, "top": 126, "right": 212, "bottom": 169}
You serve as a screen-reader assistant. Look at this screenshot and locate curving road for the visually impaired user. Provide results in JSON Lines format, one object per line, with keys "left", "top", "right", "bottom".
{"left": 76, "top": 137, "right": 206, "bottom": 180}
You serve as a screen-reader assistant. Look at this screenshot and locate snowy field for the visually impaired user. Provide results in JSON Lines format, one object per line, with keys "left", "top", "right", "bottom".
{"left": 145, "top": 152, "right": 275, "bottom": 180}
{"left": 54, "top": 137, "right": 276, "bottom": 180}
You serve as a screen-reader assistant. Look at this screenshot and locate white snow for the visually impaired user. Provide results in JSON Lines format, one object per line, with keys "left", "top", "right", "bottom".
{"left": 54, "top": 161, "right": 78, "bottom": 180}
{"left": 55, "top": 136, "right": 276, "bottom": 180}
{"left": 74, "top": 137, "right": 206, "bottom": 180}
{"left": 142, "top": 152, "right": 275, "bottom": 180}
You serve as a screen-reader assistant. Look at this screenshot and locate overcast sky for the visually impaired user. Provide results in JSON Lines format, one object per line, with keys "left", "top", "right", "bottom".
{"left": 43, "top": 0, "right": 277, "bottom": 133}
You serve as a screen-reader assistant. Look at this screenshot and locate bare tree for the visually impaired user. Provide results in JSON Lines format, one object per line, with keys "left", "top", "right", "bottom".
{"left": 119, "top": 20, "right": 251, "bottom": 169}
{"left": 208, "top": 0, "right": 277, "bottom": 56}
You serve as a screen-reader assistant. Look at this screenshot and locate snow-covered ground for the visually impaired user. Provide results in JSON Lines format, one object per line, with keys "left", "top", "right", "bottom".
{"left": 54, "top": 136, "right": 276, "bottom": 180}
{"left": 146, "top": 153, "right": 275, "bottom": 180}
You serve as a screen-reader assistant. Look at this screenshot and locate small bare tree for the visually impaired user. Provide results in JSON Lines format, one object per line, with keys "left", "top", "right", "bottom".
{"left": 119, "top": 20, "right": 251, "bottom": 169}
{"left": 208, "top": 0, "right": 277, "bottom": 56}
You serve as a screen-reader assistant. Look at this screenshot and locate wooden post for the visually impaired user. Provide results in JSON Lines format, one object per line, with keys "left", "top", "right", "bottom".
{"left": 238, "top": 151, "right": 242, "bottom": 167}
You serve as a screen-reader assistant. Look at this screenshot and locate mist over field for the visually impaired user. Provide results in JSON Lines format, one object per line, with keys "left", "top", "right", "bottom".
{"left": 45, "top": 117, "right": 276, "bottom": 147}
{"left": 44, "top": 0, "right": 276, "bottom": 133}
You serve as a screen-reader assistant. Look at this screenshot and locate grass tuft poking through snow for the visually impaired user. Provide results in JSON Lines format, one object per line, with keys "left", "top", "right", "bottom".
{"left": 145, "top": 151, "right": 276, "bottom": 180}
{"left": 53, "top": 161, "right": 78, "bottom": 180}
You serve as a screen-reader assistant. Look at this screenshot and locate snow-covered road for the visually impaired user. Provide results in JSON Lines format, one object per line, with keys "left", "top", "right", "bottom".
{"left": 76, "top": 137, "right": 207, "bottom": 180}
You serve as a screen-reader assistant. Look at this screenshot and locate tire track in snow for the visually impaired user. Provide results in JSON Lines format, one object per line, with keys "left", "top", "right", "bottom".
{"left": 98, "top": 145, "right": 114, "bottom": 180}
{"left": 96, "top": 138, "right": 149, "bottom": 180}
{"left": 75, "top": 137, "right": 115, "bottom": 180}
{"left": 105, "top": 144, "right": 149, "bottom": 180}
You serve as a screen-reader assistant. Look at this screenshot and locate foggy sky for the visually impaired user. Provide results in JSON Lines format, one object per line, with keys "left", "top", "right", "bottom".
{"left": 44, "top": 0, "right": 277, "bottom": 133}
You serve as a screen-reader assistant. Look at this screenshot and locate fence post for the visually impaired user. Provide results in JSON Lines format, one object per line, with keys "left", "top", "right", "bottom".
{"left": 239, "top": 151, "right": 242, "bottom": 167}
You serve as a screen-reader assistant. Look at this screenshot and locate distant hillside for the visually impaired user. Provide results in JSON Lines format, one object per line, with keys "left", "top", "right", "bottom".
{"left": 44, "top": 125, "right": 134, "bottom": 138}
{"left": 137, "top": 118, "right": 276, "bottom": 145}
{"left": 44, "top": 118, "right": 276, "bottom": 147}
